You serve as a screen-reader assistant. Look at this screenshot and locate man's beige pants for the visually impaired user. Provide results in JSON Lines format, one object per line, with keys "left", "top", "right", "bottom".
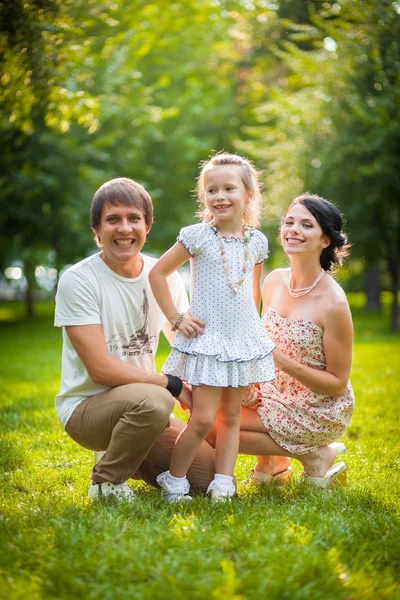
{"left": 65, "top": 383, "right": 215, "bottom": 493}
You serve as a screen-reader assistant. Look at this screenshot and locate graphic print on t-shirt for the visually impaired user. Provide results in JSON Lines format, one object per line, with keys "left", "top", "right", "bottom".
{"left": 106, "top": 289, "right": 156, "bottom": 357}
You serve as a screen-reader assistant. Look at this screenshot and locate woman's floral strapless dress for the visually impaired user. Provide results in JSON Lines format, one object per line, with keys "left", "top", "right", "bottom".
{"left": 257, "top": 306, "right": 355, "bottom": 455}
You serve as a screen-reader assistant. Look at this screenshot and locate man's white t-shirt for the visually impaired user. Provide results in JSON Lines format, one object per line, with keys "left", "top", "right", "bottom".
{"left": 54, "top": 253, "right": 188, "bottom": 427}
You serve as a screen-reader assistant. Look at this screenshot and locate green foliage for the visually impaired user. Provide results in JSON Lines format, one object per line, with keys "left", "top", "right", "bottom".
{"left": 0, "top": 298, "right": 399, "bottom": 599}
{"left": 0, "top": 0, "right": 263, "bottom": 290}
{"left": 1, "top": 0, "right": 399, "bottom": 327}
{"left": 0, "top": 0, "right": 102, "bottom": 294}
{"left": 0, "top": 0, "right": 101, "bottom": 132}
{"left": 83, "top": 1, "right": 249, "bottom": 248}
{"left": 242, "top": 0, "right": 400, "bottom": 326}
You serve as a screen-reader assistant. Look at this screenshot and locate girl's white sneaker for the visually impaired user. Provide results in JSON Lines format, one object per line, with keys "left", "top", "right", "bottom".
{"left": 156, "top": 471, "right": 192, "bottom": 503}
{"left": 207, "top": 478, "right": 236, "bottom": 501}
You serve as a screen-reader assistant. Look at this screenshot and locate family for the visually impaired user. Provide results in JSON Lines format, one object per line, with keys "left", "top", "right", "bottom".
{"left": 54, "top": 152, "right": 355, "bottom": 503}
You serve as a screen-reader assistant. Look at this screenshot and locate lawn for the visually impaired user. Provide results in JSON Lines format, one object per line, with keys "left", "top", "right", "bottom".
{"left": 0, "top": 298, "right": 399, "bottom": 600}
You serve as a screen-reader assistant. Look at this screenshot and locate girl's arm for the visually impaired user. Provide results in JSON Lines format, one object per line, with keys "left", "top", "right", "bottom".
{"left": 243, "top": 264, "right": 269, "bottom": 408}
{"left": 149, "top": 242, "right": 205, "bottom": 338}
{"left": 273, "top": 300, "right": 353, "bottom": 396}
{"left": 252, "top": 263, "right": 263, "bottom": 311}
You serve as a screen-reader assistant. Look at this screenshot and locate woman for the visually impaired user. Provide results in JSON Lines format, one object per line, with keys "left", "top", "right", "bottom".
{"left": 239, "top": 194, "right": 355, "bottom": 488}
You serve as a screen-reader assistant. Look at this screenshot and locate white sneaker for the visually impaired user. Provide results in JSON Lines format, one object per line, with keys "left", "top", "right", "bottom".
{"left": 88, "top": 481, "right": 135, "bottom": 503}
{"left": 207, "top": 478, "right": 236, "bottom": 501}
{"left": 156, "top": 471, "right": 192, "bottom": 503}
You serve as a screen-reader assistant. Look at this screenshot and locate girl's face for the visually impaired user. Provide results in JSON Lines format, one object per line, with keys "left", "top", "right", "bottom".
{"left": 280, "top": 203, "right": 330, "bottom": 257}
{"left": 205, "top": 165, "right": 252, "bottom": 227}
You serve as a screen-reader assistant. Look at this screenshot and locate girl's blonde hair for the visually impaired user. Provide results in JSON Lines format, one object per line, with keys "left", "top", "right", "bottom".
{"left": 195, "top": 152, "right": 263, "bottom": 227}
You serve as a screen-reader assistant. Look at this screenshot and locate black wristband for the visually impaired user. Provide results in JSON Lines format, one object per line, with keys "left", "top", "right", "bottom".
{"left": 166, "top": 374, "right": 183, "bottom": 398}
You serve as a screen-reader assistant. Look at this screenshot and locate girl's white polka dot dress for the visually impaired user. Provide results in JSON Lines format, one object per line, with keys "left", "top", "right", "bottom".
{"left": 163, "top": 223, "right": 275, "bottom": 387}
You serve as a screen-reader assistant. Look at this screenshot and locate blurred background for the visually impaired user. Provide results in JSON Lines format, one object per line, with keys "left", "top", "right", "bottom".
{"left": 0, "top": 0, "right": 399, "bottom": 330}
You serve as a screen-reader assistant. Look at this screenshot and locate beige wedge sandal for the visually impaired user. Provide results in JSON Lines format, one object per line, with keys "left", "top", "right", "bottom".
{"left": 303, "top": 461, "right": 347, "bottom": 489}
{"left": 243, "top": 466, "right": 293, "bottom": 486}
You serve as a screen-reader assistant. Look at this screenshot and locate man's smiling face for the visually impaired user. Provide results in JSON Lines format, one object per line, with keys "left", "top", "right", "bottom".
{"left": 94, "top": 203, "right": 149, "bottom": 274}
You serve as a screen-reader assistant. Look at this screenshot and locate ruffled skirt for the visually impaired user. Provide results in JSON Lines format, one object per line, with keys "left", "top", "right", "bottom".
{"left": 163, "top": 331, "right": 275, "bottom": 387}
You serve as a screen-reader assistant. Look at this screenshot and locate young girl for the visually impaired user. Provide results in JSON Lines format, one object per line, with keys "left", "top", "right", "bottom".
{"left": 149, "top": 152, "right": 275, "bottom": 501}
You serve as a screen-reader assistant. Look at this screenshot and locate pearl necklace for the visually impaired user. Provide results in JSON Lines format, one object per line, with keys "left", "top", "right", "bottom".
{"left": 213, "top": 222, "right": 251, "bottom": 295}
{"left": 287, "top": 268, "right": 325, "bottom": 298}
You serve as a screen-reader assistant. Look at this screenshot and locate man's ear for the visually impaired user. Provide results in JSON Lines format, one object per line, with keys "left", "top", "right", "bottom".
{"left": 92, "top": 228, "right": 102, "bottom": 247}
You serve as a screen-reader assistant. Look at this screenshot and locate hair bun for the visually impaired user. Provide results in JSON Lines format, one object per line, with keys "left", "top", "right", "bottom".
{"left": 290, "top": 194, "right": 350, "bottom": 271}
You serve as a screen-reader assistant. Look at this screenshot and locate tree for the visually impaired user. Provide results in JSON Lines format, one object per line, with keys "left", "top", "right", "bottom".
{"left": 0, "top": 0, "right": 101, "bottom": 316}
{"left": 244, "top": 0, "right": 400, "bottom": 329}
{"left": 0, "top": 1, "right": 255, "bottom": 319}
{"left": 83, "top": 1, "right": 249, "bottom": 251}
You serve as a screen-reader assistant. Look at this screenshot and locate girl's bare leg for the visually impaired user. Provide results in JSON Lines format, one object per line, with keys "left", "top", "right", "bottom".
{"left": 169, "top": 386, "right": 221, "bottom": 478}
{"left": 206, "top": 405, "right": 290, "bottom": 476}
{"left": 240, "top": 407, "right": 291, "bottom": 475}
{"left": 215, "top": 387, "right": 244, "bottom": 476}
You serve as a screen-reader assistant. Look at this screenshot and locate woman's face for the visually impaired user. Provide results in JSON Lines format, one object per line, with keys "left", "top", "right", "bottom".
{"left": 280, "top": 203, "right": 330, "bottom": 257}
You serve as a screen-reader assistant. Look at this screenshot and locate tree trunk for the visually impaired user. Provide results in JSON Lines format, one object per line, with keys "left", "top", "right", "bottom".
{"left": 24, "top": 261, "right": 35, "bottom": 319}
{"left": 364, "top": 267, "right": 381, "bottom": 311}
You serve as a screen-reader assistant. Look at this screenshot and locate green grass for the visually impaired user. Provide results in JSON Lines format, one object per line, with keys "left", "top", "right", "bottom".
{"left": 0, "top": 298, "right": 399, "bottom": 600}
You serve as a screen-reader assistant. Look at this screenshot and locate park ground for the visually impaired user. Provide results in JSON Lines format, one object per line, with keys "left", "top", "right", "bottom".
{"left": 0, "top": 296, "right": 399, "bottom": 600}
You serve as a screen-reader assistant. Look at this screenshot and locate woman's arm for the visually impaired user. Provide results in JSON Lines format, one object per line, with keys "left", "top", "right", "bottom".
{"left": 273, "top": 300, "right": 353, "bottom": 396}
{"left": 149, "top": 242, "right": 205, "bottom": 338}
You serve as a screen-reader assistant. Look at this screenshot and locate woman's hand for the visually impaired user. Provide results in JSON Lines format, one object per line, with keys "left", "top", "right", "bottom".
{"left": 242, "top": 384, "right": 260, "bottom": 409}
{"left": 272, "top": 347, "right": 286, "bottom": 370}
{"left": 174, "top": 311, "right": 205, "bottom": 339}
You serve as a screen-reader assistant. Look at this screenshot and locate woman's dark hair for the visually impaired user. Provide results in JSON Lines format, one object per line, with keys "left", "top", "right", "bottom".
{"left": 285, "top": 194, "right": 350, "bottom": 271}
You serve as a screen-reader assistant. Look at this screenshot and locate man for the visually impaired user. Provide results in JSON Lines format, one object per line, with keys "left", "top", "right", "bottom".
{"left": 55, "top": 177, "right": 214, "bottom": 502}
